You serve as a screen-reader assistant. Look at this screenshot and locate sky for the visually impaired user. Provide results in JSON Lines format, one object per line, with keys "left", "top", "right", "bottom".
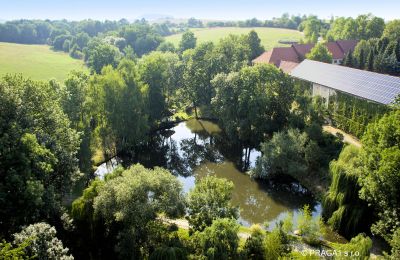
{"left": 1, "top": 0, "right": 400, "bottom": 21}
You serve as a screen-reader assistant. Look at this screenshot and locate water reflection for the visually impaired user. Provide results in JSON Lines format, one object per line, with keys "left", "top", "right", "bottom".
{"left": 95, "top": 119, "right": 321, "bottom": 227}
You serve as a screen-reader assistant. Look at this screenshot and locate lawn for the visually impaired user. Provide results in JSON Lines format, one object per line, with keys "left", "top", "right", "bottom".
{"left": 0, "top": 42, "right": 88, "bottom": 82}
{"left": 165, "top": 27, "right": 303, "bottom": 50}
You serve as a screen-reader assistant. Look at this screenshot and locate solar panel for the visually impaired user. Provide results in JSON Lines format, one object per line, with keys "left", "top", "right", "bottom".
{"left": 290, "top": 59, "right": 400, "bottom": 105}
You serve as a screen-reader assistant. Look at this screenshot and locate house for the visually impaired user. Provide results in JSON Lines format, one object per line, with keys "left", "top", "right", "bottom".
{"left": 252, "top": 40, "right": 358, "bottom": 73}
{"left": 290, "top": 59, "right": 400, "bottom": 105}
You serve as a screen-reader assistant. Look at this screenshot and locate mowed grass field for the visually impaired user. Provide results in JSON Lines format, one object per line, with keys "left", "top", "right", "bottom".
{"left": 165, "top": 27, "right": 303, "bottom": 50}
{"left": 0, "top": 42, "right": 88, "bottom": 82}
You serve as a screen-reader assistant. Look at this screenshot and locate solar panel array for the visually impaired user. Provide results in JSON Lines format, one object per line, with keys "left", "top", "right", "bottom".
{"left": 290, "top": 59, "right": 400, "bottom": 105}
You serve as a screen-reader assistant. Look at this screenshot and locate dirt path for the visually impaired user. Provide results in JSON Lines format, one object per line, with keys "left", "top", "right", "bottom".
{"left": 323, "top": 125, "right": 362, "bottom": 148}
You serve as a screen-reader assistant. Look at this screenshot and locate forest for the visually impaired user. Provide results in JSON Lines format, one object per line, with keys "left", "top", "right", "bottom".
{"left": 0, "top": 7, "right": 400, "bottom": 260}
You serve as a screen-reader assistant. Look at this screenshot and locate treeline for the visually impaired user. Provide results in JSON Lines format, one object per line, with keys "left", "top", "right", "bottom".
{"left": 343, "top": 36, "right": 400, "bottom": 76}
{"left": 0, "top": 19, "right": 169, "bottom": 60}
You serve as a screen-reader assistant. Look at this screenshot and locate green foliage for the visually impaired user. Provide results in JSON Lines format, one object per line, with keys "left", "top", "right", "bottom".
{"left": 346, "top": 37, "right": 400, "bottom": 76}
{"left": 93, "top": 164, "right": 185, "bottom": 259}
{"left": 157, "top": 41, "right": 177, "bottom": 52}
{"left": 326, "top": 14, "right": 385, "bottom": 41}
{"left": 264, "top": 225, "right": 291, "bottom": 259}
{"left": 306, "top": 43, "right": 333, "bottom": 63}
{"left": 13, "top": 222, "right": 73, "bottom": 260}
{"left": 253, "top": 128, "right": 308, "bottom": 178}
{"left": 85, "top": 40, "right": 122, "bottom": 73}
{"left": 329, "top": 92, "right": 389, "bottom": 138}
{"left": 179, "top": 31, "right": 197, "bottom": 52}
{"left": 390, "top": 228, "right": 400, "bottom": 259}
{"left": 245, "top": 30, "right": 264, "bottom": 60}
{"left": 89, "top": 60, "right": 149, "bottom": 153}
{"left": 298, "top": 205, "right": 321, "bottom": 246}
{"left": 192, "top": 218, "right": 239, "bottom": 260}
{"left": 0, "top": 239, "right": 32, "bottom": 260}
{"left": 0, "top": 75, "right": 80, "bottom": 236}
{"left": 212, "top": 64, "right": 294, "bottom": 147}
{"left": 383, "top": 20, "right": 400, "bottom": 41}
{"left": 359, "top": 110, "right": 400, "bottom": 242}
{"left": 300, "top": 16, "right": 322, "bottom": 43}
{"left": 323, "top": 145, "right": 370, "bottom": 238}
{"left": 242, "top": 225, "right": 266, "bottom": 260}
{"left": 138, "top": 51, "right": 181, "bottom": 123}
{"left": 186, "top": 176, "right": 238, "bottom": 233}
{"left": 330, "top": 233, "right": 372, "bottom": 260}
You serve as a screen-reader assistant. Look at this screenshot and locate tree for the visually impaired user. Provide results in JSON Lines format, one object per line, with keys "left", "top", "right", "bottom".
{"left": 300, "top": 17, "right": 321, "bottom": 43}
{"left": 85, "top": 40, "right": 122, "bottom": 73}
{"left": 13, "top": 223, "right": 73, "bottom": 260}
{"left": 138, "top": 51, "right": 181, "bottom": 124}
{"left": 252, "top": 128, "right": 309, "bottom": 179}
{"left": 323, "top": 145, "right": 371, "bottom": 238}
{"left": 212, "top": 64, "right": 294, "bottom": 148}
{"left": 182, "top": 42, "right": 216, "bottom": 117}
{"left": 157, "top": 41, "right": 176, "bottom": 52}
{"left": 383, "top": 20, "right": 400, "bottom": 41}
{"left": 179, "top": 31, "right": 197, "bottom": 52}
{"left": 93, "top": 164, "right": 186, "bottom": 259}
{"left": 89, "top": 60, "right": 148, "bottom": 152}
{"left": 246, "top": 30, "right": 264, "bottom": 60}
{"left": 192, "top": 218, "right": 239, "bottom": 259}
{"left": 306, "top": 43, "right": 333, "bottom": 63}
{"left": 186, "top": 176, "right": 238, "bottom": 232}
{"left": 0, "top": 75, "right": 80, "bottom": 236}
{"left": 359, "top": 110, "right": 400, "bottom": 242}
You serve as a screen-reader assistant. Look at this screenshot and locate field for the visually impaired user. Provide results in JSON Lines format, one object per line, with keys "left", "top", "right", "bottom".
{"left": 0, "top": 42, "right": 88, "bottom": 82}
{"left": 165, "top": 27, "right": 303, "bottom": 50}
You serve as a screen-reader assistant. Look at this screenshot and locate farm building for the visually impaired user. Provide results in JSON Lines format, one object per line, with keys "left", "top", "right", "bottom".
{"left": 253, "top": 40, "right": 358, "bottom": 73}
{"left": 290, "top": 59, "right": 400, "bottom": 105}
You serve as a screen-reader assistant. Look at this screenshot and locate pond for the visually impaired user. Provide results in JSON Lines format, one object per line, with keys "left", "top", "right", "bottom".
{"left": 96, "top": 119, "right": 327, "bottom": 231}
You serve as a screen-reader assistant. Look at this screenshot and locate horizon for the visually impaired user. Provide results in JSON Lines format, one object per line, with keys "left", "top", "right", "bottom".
{"left": 2, "top": 0, "right": 400, "bottom": 21}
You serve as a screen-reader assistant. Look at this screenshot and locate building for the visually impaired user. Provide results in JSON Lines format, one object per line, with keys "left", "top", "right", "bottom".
{"left": 290, "top": 59, "right": 400, "bottom": 105}
{"left": 252, "top": 40, "right": 358, "bottom": 73}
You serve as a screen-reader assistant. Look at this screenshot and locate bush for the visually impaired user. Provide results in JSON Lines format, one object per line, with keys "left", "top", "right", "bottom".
{"left": 242, "top": 225, "right": 266, "bottom": 260}
{"left": 192, "top": 218, "right": 239, "bottom": 259}
{"left": 298, "top": 205, "right": 321, "bottom": 246}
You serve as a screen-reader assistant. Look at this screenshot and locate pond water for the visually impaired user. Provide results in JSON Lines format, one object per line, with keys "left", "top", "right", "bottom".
{"left": 96, "top": 119, "right": 325, "bottom": 230}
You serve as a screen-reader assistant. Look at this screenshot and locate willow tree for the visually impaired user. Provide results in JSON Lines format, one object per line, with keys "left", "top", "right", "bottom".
{"left": 323, "top": 145, "right": 371, "bottom": 238}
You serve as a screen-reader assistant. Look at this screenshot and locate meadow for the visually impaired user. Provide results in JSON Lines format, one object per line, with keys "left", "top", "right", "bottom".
{"left": 0, "top": 42, "right": 88, "bottom": 82}
{"left": 165, "top": 27, "right": 303, "bottom": 50}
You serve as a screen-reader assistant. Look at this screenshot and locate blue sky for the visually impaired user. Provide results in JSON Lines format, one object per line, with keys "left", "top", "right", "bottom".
{"left": 2, "top": 0, "right": 400, "bottom": 21}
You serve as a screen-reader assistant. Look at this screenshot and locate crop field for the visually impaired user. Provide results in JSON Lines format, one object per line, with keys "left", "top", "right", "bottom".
{"left": 0, "top": 42, "right": 88, "bottom": 82}
{"left": 165, "top": 27, "right": 303, "bottom": 50}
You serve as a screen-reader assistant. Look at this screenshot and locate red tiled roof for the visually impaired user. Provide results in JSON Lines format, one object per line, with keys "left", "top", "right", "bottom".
{"left": 336, "top": 40, "right": 358, "bottom": 54}
{"left": 292, "top": 43, "right": 314, "bottom": 59}
{"left": 325, "top": 42, "right": 345, "bottom": 59}
{"left": 252, "top": 40, "right": 358, "bottom": 66}
{"left": 278, "top": 60, "right": 299, "bottom": 73}
{"left": 253, "top": 47, "right": 299, "bottom": 65}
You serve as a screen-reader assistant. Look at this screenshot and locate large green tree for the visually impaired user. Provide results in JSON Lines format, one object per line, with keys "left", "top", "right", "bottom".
{"left": 138, "top": 51, "right": 181, "bottom": 124}
{"left": 93, "top": 164, "right": 185, "bottom": 259}
{"left": 359, "top": 110, "right": 400, "bottom": 242}
{"left": 179, "top": 31, "right": 197, "bottom": 52}
{"left": 0, "top": 75, "right": 80, "bottom": 236}
{"left": 186, "top": 176, "right": 238, "bottom": 233}
{"left": 306, "top": 43, "right": 333, "bottom": 63}
{"left": 212, "top": 64, "right": 294, "bottom": 147}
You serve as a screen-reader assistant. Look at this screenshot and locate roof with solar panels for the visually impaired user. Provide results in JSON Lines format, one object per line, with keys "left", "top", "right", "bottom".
{"left": 290, "top": 59, "right": 400, "bottom": 105}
